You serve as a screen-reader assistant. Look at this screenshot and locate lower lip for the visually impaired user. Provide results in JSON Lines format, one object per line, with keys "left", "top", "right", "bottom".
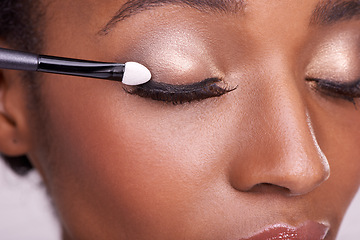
{"left": 240, "top": 221, "right": 329, "bottom": 240}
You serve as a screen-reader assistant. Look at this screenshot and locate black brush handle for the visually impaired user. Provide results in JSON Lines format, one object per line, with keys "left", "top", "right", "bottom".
{"left": 0, "top": 47, "right": 125, "bottom": 81}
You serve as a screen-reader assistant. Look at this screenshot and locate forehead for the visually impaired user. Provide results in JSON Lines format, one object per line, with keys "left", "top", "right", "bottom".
{"left": 41, "top": 0, "right": 360, "bottom": 57}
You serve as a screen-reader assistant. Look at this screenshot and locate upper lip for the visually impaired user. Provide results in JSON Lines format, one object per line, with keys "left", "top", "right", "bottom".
{"left": 239, "top": 221, "right": 330, "bottom": 240}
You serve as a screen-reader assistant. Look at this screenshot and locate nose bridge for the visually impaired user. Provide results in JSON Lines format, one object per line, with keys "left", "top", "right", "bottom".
{"left": 230, "top": 59, "right": 330, "bottom": 196}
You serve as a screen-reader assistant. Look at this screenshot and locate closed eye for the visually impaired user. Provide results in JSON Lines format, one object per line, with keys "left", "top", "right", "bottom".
{"left": 124, "top": 77, "right": 237, "bottom": 105}
{"left": 306, "top": 77, "right": 360, "bottom": 105}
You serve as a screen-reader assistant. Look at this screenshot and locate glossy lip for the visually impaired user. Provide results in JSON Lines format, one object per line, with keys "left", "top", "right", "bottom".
{"left": 239, "top": 221, "right": 330, "bottom": 240}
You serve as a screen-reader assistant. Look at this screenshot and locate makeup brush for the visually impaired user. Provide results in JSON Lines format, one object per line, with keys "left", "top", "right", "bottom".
{"left": 0, "top": 47, "right": 151, "bottom": 86}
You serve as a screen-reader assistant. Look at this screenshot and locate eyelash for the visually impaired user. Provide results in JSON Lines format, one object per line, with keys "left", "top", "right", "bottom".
{"left": 124, "top": 78, "right": 237, "bottom": 105}
{"left": 124, "top": 75, "right": 360, "bottom": 107}
{"left": 306, "top": 77, "right": 360, "bottom": 105}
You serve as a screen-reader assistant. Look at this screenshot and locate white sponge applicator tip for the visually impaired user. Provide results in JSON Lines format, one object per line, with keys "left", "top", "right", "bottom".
{"left": 122, "top": 62, "right": 152, "bottom": 86}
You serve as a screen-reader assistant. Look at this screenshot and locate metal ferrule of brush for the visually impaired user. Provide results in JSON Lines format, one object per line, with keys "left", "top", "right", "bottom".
{"left": 38, "top": 56, "right": 125, "bottom": 80}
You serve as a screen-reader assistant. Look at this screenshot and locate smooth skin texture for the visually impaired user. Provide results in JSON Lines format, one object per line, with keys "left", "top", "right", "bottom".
{"left": 0, "top": 0, "right": 360, "bottom": 239}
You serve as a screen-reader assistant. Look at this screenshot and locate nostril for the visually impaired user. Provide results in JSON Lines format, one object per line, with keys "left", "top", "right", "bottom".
{"left": 247, "top": 183, "right": 292, "bottom": 195}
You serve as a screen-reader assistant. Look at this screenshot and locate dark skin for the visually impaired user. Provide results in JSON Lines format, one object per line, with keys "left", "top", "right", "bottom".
{"left": 1, "top": 0, "right": 360, "bottom": 239}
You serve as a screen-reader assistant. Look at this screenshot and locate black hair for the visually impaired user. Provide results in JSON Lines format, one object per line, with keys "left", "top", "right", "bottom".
{"left": 0, "top": 0, "right": 43, "bottom": 175}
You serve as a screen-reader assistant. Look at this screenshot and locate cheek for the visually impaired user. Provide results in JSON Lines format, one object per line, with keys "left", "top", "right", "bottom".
{"left": 308, "top": 101, "right": 360, "bottom": 223}
{"left": 36, "top": 78, "right": 237, "bottom": 237}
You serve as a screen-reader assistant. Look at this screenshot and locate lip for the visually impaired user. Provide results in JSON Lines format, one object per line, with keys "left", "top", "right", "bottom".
{"left": 240, "top": 221, "right": 329, "bottom": 240}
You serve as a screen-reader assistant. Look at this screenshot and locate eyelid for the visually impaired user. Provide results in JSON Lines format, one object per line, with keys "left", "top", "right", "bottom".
{"left": 124, "top": 77, "right": 237, "bottom": 104}
{"left": 306, "top": 77, "right": 360, "bottom": 104}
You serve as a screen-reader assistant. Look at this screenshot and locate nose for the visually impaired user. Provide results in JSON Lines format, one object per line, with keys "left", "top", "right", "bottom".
{"left": 229, "top": 70, "right": 330, "bottom": 196}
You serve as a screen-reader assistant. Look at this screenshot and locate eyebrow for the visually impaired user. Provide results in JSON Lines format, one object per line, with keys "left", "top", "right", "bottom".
{"left": 311, "top": 0, "right": 360, "bottom": 25}
{"left": 100, "top": 0, "right": 360, "bottom": 35}
{"left": 99, "top": 0, "right": 245, "bottom": 35}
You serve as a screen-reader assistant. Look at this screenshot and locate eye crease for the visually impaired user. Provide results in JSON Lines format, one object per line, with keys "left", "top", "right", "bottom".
{"left": 124, "top": 77, "right": 237, "bottom": 104}
{"left": 306, "top": 77, "right": 360, "bottom": 105}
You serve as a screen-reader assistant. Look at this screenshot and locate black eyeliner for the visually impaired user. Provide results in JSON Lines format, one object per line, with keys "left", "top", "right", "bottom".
{"left": 125, "top": 77, "right": 237, "bottom": 104}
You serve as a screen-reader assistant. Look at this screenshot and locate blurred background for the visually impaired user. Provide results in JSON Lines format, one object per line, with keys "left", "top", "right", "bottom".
{"left": 0, "top": 158, "right": 359, "bottom": 240}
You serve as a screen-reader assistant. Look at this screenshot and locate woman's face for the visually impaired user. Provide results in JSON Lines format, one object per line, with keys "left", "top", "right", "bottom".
{"left": 24, "top": 0, "right": 360, "bottom": 239}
